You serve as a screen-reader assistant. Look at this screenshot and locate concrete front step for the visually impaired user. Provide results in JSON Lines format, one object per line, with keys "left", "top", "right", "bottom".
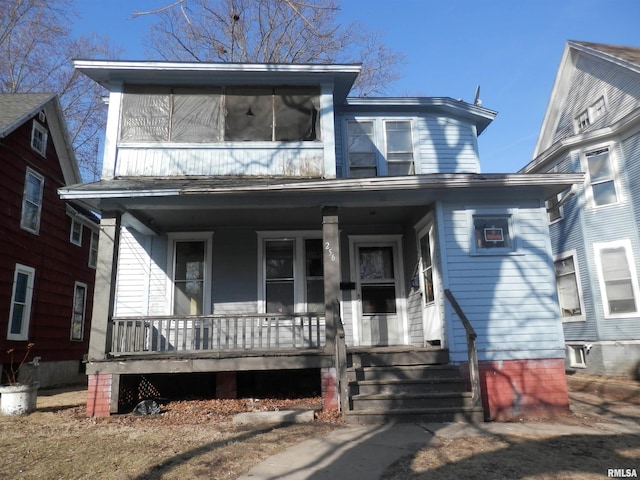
{"left": 350, "top": 391, "right": 476, "bottom": 410}
{"left": 344, "top": 406, "right": 485, "bottom": 424}
{"left": 350, "top": 378, "right": 468, "bottom": 395}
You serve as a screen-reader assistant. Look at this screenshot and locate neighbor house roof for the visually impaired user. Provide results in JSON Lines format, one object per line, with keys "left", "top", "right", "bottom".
{"left": 0, "top": 93, "right": 82, "bottom": 185}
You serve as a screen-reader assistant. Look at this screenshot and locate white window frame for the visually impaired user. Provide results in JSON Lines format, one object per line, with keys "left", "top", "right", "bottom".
{"left": 257, "top": 231, "right": 323, "bottom": 314}
{"left": 468, "top": 208, "right": 521, "bottom": 256}
{"left": 554, "top": 250, "right": 586, "bottom": 323}
{"left": 166, "top": 232, "right": 213, "bottom": 316}
{"left": 70, "top": 281, "right": 87, "bottom": 341}
{"left": 89, "top": 230, "right": 99, "bottom": 269}
{"left": 594, "top": 239, "right": 640, "bottom": 318}
{"left": 582, "top": 144, "right": 620, "bottom": 209}
{"left": 70, "top": 218, "right": 83, "bottom": 246}
{"left": 574, "top": 95, "right": 608, "bottom": 133}
{"left": 7, "top": 264, "right": 36, "bottom": 341}
{"left": 20, "top": 168, "right": 45, "bottom": 235}
{"left": 30, "top": 120, "right": 48, "bottom": 156}
{"left": 574, "top": 110, "right": 590, "bottom": 132}
{"left": 345, "top": 117, "right": 417, "bottom": 178}
{"left": 567, "top": 344, "right": 586, "bottom": 368}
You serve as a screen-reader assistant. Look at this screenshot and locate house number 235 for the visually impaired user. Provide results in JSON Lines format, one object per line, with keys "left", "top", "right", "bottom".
{"left": 325, "top": 242, "right": 336, "bottom": 262}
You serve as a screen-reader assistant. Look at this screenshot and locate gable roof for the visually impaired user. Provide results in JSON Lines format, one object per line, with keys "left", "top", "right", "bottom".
{"left": 0, "top": 93, "right": 82, "bottom": 186}
{"left": 529, "top": 40, "right": 640, "bottom": 165}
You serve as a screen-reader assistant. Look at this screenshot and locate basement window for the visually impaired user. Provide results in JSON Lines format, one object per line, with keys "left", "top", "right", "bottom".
{"left": 568, "top": 345, "right": 586, "bottom": 368}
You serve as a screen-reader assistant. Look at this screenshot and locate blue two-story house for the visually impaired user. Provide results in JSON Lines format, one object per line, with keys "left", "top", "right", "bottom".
{"left": 522, "top": 41, "right": 640, "bottom": 379}
{"left": 61, "top": 60, "right": 581, "bottom": 422}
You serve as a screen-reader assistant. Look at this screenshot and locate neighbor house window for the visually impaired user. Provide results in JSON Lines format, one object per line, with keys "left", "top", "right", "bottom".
{"left": 574, "top": 97, "right": 607, "bottom": 133}
{"left": 546, "top": 194, "right": 562, "bottom": 223}
{"left": 70, "top": 282, "right": 87, "bottom": 341}
{"left": 70, "top": 219, "right": 83, "bottom": 246}
{"left": 554, "top": 253, "right": 584, "bottom": 321}
{"left": 470, "top": 211, "right": 518, "bottom": 255}
{"left": 260, "top": 233, "right": 324, "bottom": 314}
{"left": 89, "top": 230, "right": 99, "bottom": 268}
{"left": 31, "top": 121, "right": 47, "bottom": 155}
{"left": 21, "top": 168, "right": 45, "bottom": 234}
{"left": 595, "top": 240, "right": 640, "bottom": 317}
{"left": 7, "top": 264, "right": 35, "bottom": 341}
{"left": 585, "top": 147, "right": 618, "bottom": 207}
{"left": 568, "top": 345, "right": 586, "bottom": 368}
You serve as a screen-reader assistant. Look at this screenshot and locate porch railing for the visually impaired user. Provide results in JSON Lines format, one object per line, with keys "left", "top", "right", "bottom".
{"left": 110, "top": 313, "right": 326, "bottom": 355}
{"left": 444, "top": 289, "right": 482, "bottom": 408}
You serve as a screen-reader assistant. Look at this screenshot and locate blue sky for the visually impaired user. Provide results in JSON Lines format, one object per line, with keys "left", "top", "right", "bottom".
{"left": 73, "top": 0, "right": 640, "bottom": 173}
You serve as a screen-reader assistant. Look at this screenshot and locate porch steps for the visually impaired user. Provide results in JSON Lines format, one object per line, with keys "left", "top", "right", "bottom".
{"left": 344, "top": 348, "right": 484, "bottom": 424}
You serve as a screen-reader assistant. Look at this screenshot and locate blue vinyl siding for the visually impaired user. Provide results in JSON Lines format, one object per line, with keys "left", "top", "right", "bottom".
{"left": 439, "top": 201, "right": 565, "bottom": 363}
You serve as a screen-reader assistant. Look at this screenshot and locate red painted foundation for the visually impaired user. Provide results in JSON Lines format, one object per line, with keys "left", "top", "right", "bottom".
{"left": 321, "top": 367, "right": 339, "bottom": 410}
{"left": 467, "top": 358, "right": 570, "bottom": 421}
{"left": 87, "top": 373, "right": 112, "bottom": 417}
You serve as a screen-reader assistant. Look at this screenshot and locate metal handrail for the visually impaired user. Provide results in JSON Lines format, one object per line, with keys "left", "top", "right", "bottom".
{"left": 444, "top": 289, "right": 482, "bottom": 407}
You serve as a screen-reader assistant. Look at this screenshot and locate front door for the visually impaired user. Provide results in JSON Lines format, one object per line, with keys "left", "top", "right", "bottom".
{"left": 352, "top": 238, "right": 407, "bottom": 346}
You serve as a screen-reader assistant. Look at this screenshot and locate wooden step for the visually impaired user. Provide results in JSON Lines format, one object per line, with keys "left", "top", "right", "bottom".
{"left": 349, "top": 378, "right": 468, "bottom": 395}
{"left": 344, "top": 406, "right": 485, "bottom": 425}
{"left": 348, "top": 364, "right": 462, "bottom": 381}
{"left": 350, "top": 391, "right": 475, "bottom": 410}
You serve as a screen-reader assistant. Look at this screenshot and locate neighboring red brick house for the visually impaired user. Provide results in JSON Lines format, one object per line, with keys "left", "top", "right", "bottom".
{"left": 0, "top": 93, "right": 98, "bottom": 387}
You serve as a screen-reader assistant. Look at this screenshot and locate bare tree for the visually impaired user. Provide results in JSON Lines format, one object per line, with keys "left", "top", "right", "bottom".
{"left": 137, "top": 0, "right": 403, "bottom": 96}
{"left": 0, "top": 0, "right": 120, "bottom": 181}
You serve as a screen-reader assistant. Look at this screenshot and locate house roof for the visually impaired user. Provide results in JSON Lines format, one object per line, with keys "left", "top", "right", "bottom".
{"left": 0, "top": 93, "right": 82, "bottom": 186}
{"left": 73, "top": 60, "right": 362, "bottom": 103}
{"left": 342, "top": 97, "right": 497, "bottom": 135}
{"left": 526, "top": 40, "right": 640, "bottom": 169}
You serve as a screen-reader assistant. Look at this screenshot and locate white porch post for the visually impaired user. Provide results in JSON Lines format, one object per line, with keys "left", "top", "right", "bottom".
{"left": 88, "top": 211, "right": 121, "bottom": 360}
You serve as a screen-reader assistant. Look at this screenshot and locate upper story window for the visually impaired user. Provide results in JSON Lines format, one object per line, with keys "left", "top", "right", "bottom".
{"left": 120, "top": 86, "right": 319, "bottom": 143}
{"left": 89, "top": 230, "right": 99, "bottom": 268}
{"left": 584, "top": 147, "right": 618, "bottom": 207}
{"left": 31, "top": 120, "right": 48, "bottom": 156}
{"left": 574, "top": 96, "right": 607, "bottom": 133}
{"left": 545, "top": 166, "right": 563, "bottom": 223}
{"left": 70, "top": 219, "right": 83, "bottom": 246}
{"left": 21, "top": 168, "right": 45, "bottom": 234}
{"left": 346, "top": 119, "right": 415, "bottom": 178}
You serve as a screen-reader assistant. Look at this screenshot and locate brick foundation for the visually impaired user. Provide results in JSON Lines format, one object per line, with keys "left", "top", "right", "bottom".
{"left": 87, "top": 373, "right": 113, "bottom": 417}
{"left": 321, "top": 367, "right": 339, "bottom": 410}
{"left": 468, "top": 358, "right": 570, "bottom": 421}
{"left": 216, "top": 371, "right": 237, "bottom": 399}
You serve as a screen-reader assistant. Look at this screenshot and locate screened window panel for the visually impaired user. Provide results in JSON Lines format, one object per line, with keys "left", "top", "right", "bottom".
{"left": 306, "top": 279, "right": 324, "bottom": 313}
{"left": 305, "top": 239, "right": 323, "bottom": 276}
{"left": 171, "top": 89, "right": 223, "bottom": 142}
{"left": 305, "top": 239, "right": 324, "bottom": 312}
{"left": 266, "top": 281, "right": 294, "bottom": 314}
{"left": 224, "top": 87, "right": 273, "bottom": 141}
{"left": 120, "top": 91, "right": 170, "bottom": 141}
{"left": 274, "top": 88, "right": 319, "bottom": 141}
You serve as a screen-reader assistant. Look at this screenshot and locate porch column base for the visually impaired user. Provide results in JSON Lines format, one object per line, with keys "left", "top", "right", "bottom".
{"left": 87, "top": 373, "right": 116, "bottom": 417}
{"left": 464, "top": 358, "right": 570, "bottom": 421}
{"left": 321, "top": 367, "right": 339, "bottom": 410}
{"left": 216, "top": 372, "right": 237, "bottom": 399}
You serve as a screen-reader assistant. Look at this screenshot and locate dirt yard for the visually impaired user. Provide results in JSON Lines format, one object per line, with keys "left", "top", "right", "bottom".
{"left": 0, "top": 376, "right": 638, "bottom": 480}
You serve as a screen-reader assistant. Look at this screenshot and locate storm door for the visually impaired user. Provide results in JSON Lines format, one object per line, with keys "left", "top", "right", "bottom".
{"left": 353, "top": 239, "right": 406, "bottom": 346}
{"left": 417, "top": 218, "right": 442, "bottom": 345}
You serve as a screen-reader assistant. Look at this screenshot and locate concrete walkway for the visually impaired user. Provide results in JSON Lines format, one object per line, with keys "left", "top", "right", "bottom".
{"left": 239, "top": 379, "right": 640, "bottom": 480}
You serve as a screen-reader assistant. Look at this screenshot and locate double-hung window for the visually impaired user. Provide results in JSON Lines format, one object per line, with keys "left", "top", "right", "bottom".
{"left": 8, "top": 264, "right": 35, "bottom": 340}
{"left": 260, "top": 233, "right": 324, "bottom": 314}
{"left": 89, "top": 230, "right": 99, "bottom": 268}
{"left": 21, "top": 168, "right": 45, "bottom": 234}
{"left": 554, "top": 252, "right": 584, "bottom": 321}
{"left": 594, "top": 240, "right": 640, "bottom": 317}
{"left": 346, "top": 119, "right": 415, "bottom": 178}
{"left": 585, "top": 147, "right": 618, "bottom": 207}
{"left": 169, "top": 234, "right": 213, "bottom": 316}
{"left": 70, "top": 219, "right": 83, "bottom": 246}
{"left": 70, "top": 282, "right": 87, "bottom": 341}
{"left": 31, "top": 121, "right": 47, "bottom": 156}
